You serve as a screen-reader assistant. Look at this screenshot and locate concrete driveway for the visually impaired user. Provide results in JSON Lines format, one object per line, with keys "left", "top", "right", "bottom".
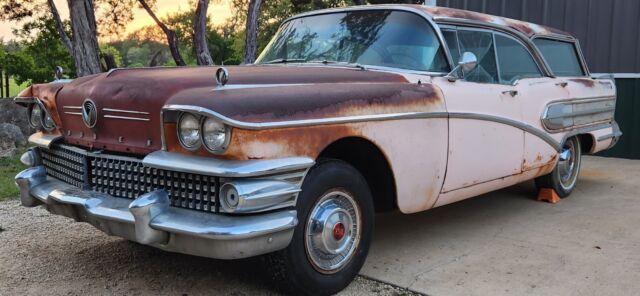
{"left": 361, "top": 156, "right": 640, "bottom": 295}
{"left": 1, "top": 156, "right": 638, "bottom": 295}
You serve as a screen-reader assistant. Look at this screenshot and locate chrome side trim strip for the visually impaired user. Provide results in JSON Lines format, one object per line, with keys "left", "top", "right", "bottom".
{"left": 63, "top": 106, "right": 82, "bottom": 109}
{"left": 28, "top": 132, "right": 63, "bottom": 148}
{"left": 104, "top": 115, "right": 150, "bottom": 121}
{"left": 142, "top": 150, "right": 315, "bottom": 178}
{"left": 64, "top": 112, "right": 82, "bottom": 116}
{"left": 163, "top": 104, "right": 449, "bottom": 130}
{"left": 598, "top": 132, "right": 622, "bottom": 142}
{"left": 541, "top": 96, "right": 616, "bottom": 131}
{"left": 448, "top": 112, "right": 562, "bottom": 151}
{"left": 102, "top": 108, "right": 150, "bottom": 115}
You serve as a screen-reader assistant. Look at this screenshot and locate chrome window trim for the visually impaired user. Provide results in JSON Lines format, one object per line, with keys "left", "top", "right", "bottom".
{"left": 435, "top": 18, "right": 553, "bottom": 77}
{"left": 441, "top": 25, "right": 543, "bottom": 85}
{"left": 531, "top": 36, "right": 590, "bottom": 77}
{"left": 265, "top": 6, "right": 456, "bottom": 73}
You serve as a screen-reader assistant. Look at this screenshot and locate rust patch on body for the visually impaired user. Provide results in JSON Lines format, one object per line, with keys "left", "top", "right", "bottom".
{"left": 166, "top": 123, "right": 360, "bottom": 160}
{"left": 570, "top": 78, "right": 596, "bottom": 88}
{"left": 418, "top": 5, "right": 573, "bottom": 38}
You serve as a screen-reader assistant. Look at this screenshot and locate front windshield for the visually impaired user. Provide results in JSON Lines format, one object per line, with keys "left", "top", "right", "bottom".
{"left": 256, "top": 10, "right": 450, "bottom": 72}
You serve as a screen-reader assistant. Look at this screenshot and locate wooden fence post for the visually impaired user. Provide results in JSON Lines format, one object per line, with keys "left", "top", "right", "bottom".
{"left": 0, "top": 69, "right": 4, "bottom": 97}
{"left": 4, "top": 72, "right": 8, "bottom": 97}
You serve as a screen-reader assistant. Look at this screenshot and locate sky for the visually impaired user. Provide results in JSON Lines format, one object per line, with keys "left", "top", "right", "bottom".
{"left": 0, "top": 0, "right": 233, "bottom": 41}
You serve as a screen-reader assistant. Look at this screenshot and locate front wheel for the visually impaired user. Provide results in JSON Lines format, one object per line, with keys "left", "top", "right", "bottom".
{"left": 535, "top": 136, "right": 582, "bottom": 198}
{"left": 265, "top": 159, "right": 374, "bottom": 296}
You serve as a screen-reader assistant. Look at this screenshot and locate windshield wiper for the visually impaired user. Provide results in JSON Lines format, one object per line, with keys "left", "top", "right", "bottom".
{"left": 262, "top": 58, "right": 307, "bottom": 64}
{"left": 305, "top": 60, "right": 366, "bottom": 70}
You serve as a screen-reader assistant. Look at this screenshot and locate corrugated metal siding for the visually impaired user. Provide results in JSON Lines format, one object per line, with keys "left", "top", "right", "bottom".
{"left": 436, "top": 0, "right": 640, "bottom": 73}
{"left": 598, "top": 78, "right": 640, "bottom": 159}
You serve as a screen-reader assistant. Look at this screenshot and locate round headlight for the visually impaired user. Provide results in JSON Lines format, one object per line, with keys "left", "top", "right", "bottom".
{"left": 201, "top": 117, "right": 229, "bottom": 153}
{"left": 177, "top": 113, "right": 201, "bottom": 149}
{"left": 42, "top": 111, "right": 55, "bottom": 131}
{"left": 28, "top": 104, "right": 43, "bottom": 129}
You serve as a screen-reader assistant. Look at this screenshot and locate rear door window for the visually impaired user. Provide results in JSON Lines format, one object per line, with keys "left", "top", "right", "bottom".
{"left": 495, "top": 34, "right": 542, "bottom": 84}
{"left": 533, "top": 38, "right": 585, "bottom": 77}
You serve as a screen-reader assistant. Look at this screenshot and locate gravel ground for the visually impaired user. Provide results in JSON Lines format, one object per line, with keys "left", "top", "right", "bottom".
{"left": 0, "top": 199, "right": 420, "bottom": 295}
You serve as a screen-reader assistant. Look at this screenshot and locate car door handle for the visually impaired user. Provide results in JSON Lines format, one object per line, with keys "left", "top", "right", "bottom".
{"left": 502, "top": 90, "right": 518, "bottom": 97}
{"left": 556, "top": 82, "right": 568, "bottom": 87}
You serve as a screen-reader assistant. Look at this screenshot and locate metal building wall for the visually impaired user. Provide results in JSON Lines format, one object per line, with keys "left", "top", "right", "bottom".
{"left": 436, "top": 0, "right": 640, "bottom": 74}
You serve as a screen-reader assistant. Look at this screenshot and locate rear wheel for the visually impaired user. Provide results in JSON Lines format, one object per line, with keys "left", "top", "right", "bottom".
{"left": 535, "top": 136, "right": 582, "bottom": 198}
{"left": 265, "top": 159, "right": 374, "bottom": 296}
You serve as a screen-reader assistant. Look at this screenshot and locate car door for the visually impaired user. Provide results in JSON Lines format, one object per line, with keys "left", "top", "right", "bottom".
{"left": 433, "top": 28, "right": 528, "bottom": 192}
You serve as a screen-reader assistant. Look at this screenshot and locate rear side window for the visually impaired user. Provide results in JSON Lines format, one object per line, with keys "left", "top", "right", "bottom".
{"left": 533, "top": 39, "right": 585, "bottom": 77}
{"left": 495, "top": 35, "right": 542, "bottom": 84}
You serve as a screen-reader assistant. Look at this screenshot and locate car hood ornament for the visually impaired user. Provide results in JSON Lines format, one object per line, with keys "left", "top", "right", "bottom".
{"left": 216, "top": 67, "right": 229, "bottom": 87}
{"left": 82, "top": 99, "right": 98, "bottom": 128}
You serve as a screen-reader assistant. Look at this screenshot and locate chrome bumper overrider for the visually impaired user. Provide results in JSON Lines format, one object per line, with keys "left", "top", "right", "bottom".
{"left": 16, "top": 166, "right": 299, "bottom": 259}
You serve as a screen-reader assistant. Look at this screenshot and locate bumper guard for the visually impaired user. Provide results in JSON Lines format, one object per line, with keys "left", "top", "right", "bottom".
{"left": 16, "top": 166, "right": 299, "bottom": 259}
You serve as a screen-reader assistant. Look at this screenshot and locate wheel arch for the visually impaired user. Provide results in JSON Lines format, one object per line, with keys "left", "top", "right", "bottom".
{"left": 317, "top": 137, "right": 398, "bottom": 213}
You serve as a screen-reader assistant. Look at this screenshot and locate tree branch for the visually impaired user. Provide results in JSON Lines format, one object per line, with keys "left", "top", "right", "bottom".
{"left": 137, "top": 0, "right": 186, "bottom": 66}
{"left": 47, "top": 0, "right": 73, "bottom": 54}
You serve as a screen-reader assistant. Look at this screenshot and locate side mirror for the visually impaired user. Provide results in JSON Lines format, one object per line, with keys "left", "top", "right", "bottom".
{"left": 445, "top": 52, "right": 478, "bottom": 82}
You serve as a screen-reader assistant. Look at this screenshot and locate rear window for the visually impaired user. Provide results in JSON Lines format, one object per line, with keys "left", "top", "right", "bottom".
{"left": 533, "top": 38, "right": 585, "bottom": 77}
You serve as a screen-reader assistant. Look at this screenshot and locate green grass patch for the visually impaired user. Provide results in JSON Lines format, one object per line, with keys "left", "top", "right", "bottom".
{"left": 5, "top": 77, "right": 28, "bottom": 98}
{"left": 0, "top": 147, "right": 27, "bottom": 201}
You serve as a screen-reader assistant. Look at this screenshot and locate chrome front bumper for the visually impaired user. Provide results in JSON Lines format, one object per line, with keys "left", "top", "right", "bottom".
{"left": 16, "top": 166, "right": 300, "bottom": 259}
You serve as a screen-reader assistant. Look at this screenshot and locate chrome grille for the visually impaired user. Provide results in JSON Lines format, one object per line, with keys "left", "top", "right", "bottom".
{"left": 40, "top": 145, "right": 86, "bottom": 188}
{"left": 40, "top": 144, "right": 218, "bottom": 213}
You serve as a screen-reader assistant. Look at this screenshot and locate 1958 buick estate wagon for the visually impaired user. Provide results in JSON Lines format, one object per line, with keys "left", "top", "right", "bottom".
{"left": 14, "top": 5, "right": 620, "bottom": 295}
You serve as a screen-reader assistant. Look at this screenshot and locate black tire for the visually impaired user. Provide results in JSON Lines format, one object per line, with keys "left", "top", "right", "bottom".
{"left": 535, "top": 136, "right": 582, "bottom": 198}
{"left": 264, "top": 159, "right": 374, "bottom": 296}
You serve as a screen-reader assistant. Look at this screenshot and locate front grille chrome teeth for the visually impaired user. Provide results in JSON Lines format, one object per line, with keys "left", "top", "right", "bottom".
{"left": 41, "top": 145, "right": 219, "bottom": 213}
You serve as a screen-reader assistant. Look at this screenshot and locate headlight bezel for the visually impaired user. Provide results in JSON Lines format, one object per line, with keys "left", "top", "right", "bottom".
{"left": 41, "top": 110, "right": 56, "bottom": 131}
{"left": 27, "top": 103, "right": 42, "bottom": 129}
{"left": 176, "top": 112, "right": 203, "bottom": 151}
{"left": 200, "top": 117, "right": 231, "bottom": 154}
{"left": 27, "top": 100, "right": 57, "bottom": 132}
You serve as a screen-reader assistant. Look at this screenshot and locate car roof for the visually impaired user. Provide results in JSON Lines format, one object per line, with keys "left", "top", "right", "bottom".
{"left": 415, "top": 5, "right": 573, "bottom": 39}
{"left": 293, "top": 5, "right": 574, "bottom": 40}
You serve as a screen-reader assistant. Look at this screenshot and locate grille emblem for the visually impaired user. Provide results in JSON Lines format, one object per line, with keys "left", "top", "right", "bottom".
{"left": 82, "top": 99, "right": 98, "bottom": 128}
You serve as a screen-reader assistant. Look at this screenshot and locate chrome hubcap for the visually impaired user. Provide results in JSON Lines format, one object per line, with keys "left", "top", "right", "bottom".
{"left": 557, "top": 140, "right": 579, "bottom": 189}
{"left": 305, "top": 190, "right": 361, "bottom": 274}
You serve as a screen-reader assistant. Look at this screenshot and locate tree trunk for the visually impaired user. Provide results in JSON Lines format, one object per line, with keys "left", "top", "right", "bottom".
{"left": 102, "top": 54, "right": 118, "bottom": 71}
{"left": 243, "top": 0, "right": 262, "bottom": 64}
{"left": 67, "top": 0, "right": 102, "bottom": 76}
{"left": 194, "top": 0, "right": 214, "bottom": 65}
{"left": 138, "top": 0, "right": 186, "bottom": 66}
{"left": 149, "top": 51, "right": 162, "bottom": 67}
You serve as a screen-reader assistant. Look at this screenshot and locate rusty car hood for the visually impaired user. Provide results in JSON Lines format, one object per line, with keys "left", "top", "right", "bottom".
{"left": 49, "top": 65, "right": 441, "bottom": 155}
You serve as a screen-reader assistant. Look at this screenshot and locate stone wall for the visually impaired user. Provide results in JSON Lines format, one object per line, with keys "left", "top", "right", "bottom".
{"left": 0, "top": 99, "right": 32, "bottom": 157}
